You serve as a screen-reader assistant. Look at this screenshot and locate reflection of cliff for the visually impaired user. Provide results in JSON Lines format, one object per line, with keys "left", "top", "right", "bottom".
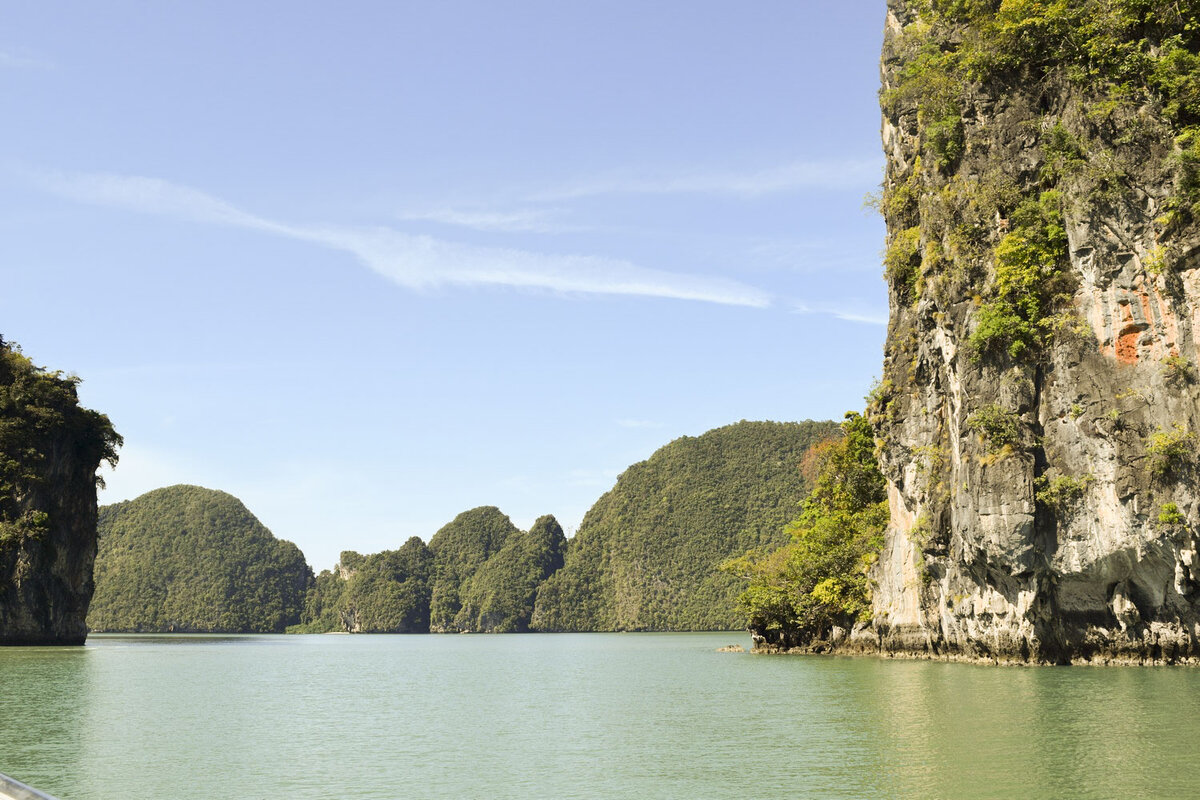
{"left": 0, "top": 337, "right": 120, "bottom": 645}
{"left": 865, "top": 1, "right": 1200, "bottom": 663}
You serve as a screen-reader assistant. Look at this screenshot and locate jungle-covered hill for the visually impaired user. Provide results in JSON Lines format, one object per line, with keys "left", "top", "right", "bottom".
{"left": 296, "top": 507, "right": 565, "bottom": 634}
{"left": 89, "top": 485, "right": 311, "bottom": 633}
{"left": 530, "top": 419, "right": 841, "bottom": 631}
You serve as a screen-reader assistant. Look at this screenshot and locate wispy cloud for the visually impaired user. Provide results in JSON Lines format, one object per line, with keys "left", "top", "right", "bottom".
{"left": 0, "top": 48, "right": 53, "bottom": 70}
{"left": 395, "top": 206, "right": 582, "bottom": 234}
{"left": 32, "top": 169, "right": 287, "bottom": 232}
{"left": 309, "top": 226, "right": 769, "bottom": 305}
{"left": 615, "top": 419, "right": 663, "bottom": 429}
{"left": 533, "top": 157, "right": 882, "bottom": 202}
{"left": 793, "top": 301, "right": 888, "bottom": 326}
{"left": 28, "top": 168, "right": 771, "bottom": 308}
{"left": 746, "top": 240, "right": 881, "bottom": 275}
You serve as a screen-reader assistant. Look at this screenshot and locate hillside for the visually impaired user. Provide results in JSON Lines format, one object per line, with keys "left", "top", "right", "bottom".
{"left": 428, "top": 506, "right": 522, "bottom": 632}
{"left": 530, "top": 419, "right": 841, "bottom": 631}
{"left": 295, "top": 507, "right": 565, "bottom": 633}
{"left": 89, "top": 485, "right": 311, "bottom": 633}
{"left": 0, "top": 336, "right": 121, "bottom": 644}
{"left": 455, "top": 515, "right": 566, "bottom": 633}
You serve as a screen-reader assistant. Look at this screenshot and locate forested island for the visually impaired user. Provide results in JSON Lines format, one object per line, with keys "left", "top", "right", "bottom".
{"left": 83, "top": 420, "right": 839, "bottom": 635}
{"left": 88, "top": 486, "right": 311, "bottom": 633}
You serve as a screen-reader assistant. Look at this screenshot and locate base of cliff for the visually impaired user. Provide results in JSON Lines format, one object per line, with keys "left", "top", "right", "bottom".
{"left": 751, "top": 622, "right": 1200, "bottom": 665}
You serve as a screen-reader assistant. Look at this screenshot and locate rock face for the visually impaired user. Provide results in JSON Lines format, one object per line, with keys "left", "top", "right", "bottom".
{"left": 0, "top": 338, "right": 121, "bottom": 645}
{"left": 865, "top": 1, "right": 1200, "bottom": 663}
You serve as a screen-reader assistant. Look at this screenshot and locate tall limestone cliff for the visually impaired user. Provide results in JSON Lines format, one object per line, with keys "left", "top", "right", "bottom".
{"left": 867, "top": 0, "right": 1200, "bottom": 663}
{"left": 0, "top": 337, "right": 121, "bottom": 644}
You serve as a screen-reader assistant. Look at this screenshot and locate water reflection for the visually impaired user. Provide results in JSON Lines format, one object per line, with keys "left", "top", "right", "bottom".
{"left": 3, "top": 637, "right": 1200, "bottom": 799}
{"left": 867, "top": 658, "right": 1200, "bottom": 799}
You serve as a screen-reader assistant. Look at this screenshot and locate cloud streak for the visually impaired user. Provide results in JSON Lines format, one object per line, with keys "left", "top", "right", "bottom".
{"left": 30, "top": 169, "right": 771, "bottom": 308}
{"left": 533, "top": 157, "right": 882, "bottom": 202}
{"left": 395, "top": 206, "right": 581, "bottom": 234}
{"left": 0, "top": 48, "right": 53, "bottom": 70}
{"left": 793, "top": 301, "right": 888, "bottom": 326}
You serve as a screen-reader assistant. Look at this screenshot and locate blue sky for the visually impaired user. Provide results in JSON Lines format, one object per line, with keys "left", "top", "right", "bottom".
{"left": 1, "top": 1, "right": 888, "bottom": 570}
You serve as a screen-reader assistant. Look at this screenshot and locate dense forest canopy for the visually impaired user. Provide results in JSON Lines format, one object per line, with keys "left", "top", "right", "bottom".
{"left": 89, "top": 485, "right": 312, "bottom": 633}
{"left": 530, "top": 420, "right": 842, "bottom": 632}
{"left": 428, "top": 506, "right": 522, "bottom": 632}
{"left": 455, "top": 514, "right": 566, "bottom": 633}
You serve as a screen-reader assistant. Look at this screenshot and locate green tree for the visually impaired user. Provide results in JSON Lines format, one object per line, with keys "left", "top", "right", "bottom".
{"left": 727, "top": 413, "right": 888, "bottom": 649}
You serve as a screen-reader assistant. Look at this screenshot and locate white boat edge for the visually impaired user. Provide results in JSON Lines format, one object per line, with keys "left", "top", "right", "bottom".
{"left": 0, "top": 773, "right": 59, "bottom": 800}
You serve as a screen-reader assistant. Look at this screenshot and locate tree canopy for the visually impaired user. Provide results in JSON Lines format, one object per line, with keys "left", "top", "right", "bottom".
{"left": 0, "top": 336, "right": 121, "bottom": 549}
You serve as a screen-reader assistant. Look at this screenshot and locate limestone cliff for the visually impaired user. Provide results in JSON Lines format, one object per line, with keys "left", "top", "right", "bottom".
{"left": 0, "top": 337, "right": 121, "bottom": 644}
{"left": 863, "top": 0, "right": 1200, "bottom": 664}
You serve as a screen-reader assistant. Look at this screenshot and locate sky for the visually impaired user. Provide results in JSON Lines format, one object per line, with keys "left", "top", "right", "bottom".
{"left": 1, "top": 1, "right": 889, "bottom": 570}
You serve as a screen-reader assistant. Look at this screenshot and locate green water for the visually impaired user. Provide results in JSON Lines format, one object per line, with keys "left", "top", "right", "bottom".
{"left": 1, "top": 633, "right": 1198, "bottom": 799}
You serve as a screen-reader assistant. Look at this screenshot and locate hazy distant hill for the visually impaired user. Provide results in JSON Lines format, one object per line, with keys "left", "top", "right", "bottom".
{"left": 89, "top": 485, "right": 311, "bottom": 633}
{"left": 530, "top": 420, "right": 840, "bottom": 632}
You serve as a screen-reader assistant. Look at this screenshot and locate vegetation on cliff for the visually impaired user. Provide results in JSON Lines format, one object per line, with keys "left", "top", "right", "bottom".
{"left": 89, "top": 485, "right": 311, "bottom": 633}
{"left": 0, "top": 335, "right": 122, "bottom": 644}
{"left": 0, "top": 337, "right": 121, "bottom": 549}
{"left": 428, "top": 506, "right": 524, "bottom": 631}
{"left": 336, "top": 537, "right": 434, "bottom": 633}
{"left": 726, "top": 413, "right": 887, "bottom": 649}
{"left": 530, "top": 420, "right": 842, "bottom": 632}
{"left": 877, "top": 0, "right": 1200, "bottom": 367}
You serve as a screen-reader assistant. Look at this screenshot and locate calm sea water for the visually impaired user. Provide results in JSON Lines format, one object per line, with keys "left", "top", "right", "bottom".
{"left": 1, "top": 632, "right": 1198, "bottom": 799}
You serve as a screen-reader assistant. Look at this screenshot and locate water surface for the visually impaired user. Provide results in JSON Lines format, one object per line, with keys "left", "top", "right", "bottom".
{"left": 1, "top": 633, "right": 1197, "bottom": 799}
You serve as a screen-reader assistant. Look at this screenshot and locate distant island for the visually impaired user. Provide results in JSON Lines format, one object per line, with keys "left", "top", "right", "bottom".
{"left": 86, "top": 420, "right": 838, "bottom": 635}
{"left": 88, "top": 485, "right": 311, "bottom": 633}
